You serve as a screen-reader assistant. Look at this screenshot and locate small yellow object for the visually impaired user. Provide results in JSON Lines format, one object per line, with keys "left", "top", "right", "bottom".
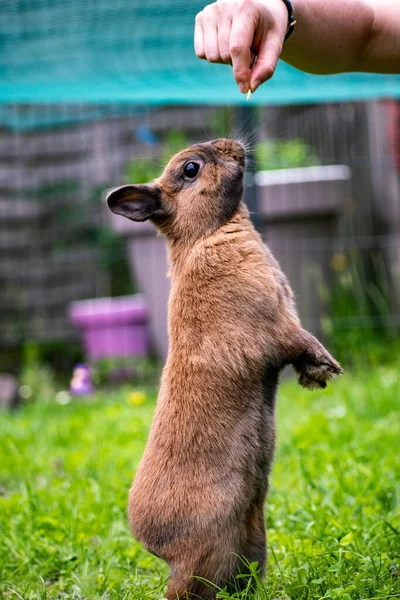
{"left": 127, "top": 390, "right": 147, "bottom": 405}
{"left": 330, "top": 253, "right": 348, "bottom": 273}
{"left": 246, "top": 89, "right": 252, "bottom": 101}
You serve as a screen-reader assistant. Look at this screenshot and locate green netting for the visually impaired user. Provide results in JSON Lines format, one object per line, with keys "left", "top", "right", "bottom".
{"left": 1, "top": 0, "right": 400, "bottom": 107}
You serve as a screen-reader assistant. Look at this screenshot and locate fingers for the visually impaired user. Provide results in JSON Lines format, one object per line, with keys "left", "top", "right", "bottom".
{"left": 195, "top": 4, "right": 226, "bottom": 64}
{"left": 195, "top": 0, "right": 258, "bottom": 93}
{"left": 229, "top": 7, "right": 255, "bottom": 93}
{"left": 195, "top": 4, "right": 234, "bottom": 65}
{"left": 194, "top": 0, "right": 286, "bottom": 94}
{"left": 194, "top": 11, "right": 205, "bottom": 59}
{"left": 203, "top": 5, "right": 221, "bottom": 63}
{"left": 218, "top": 11, "right": 233, "bottom": 64}
{"left": 250, "top": 33, "right": 283, "bottom": 91}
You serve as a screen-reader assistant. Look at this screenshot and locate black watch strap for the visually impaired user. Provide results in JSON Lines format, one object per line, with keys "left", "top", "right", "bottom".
{"left": 281, "top": 0, "right": 296, "bottom": 41}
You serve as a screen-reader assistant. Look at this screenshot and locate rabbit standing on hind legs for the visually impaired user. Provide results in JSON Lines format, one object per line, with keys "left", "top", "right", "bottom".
{"left": 107, "top": 139, "right": 343, "bottom": 599}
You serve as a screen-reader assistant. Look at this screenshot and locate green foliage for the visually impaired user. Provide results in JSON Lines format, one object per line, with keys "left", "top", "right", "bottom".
{"left": 125, "top": 130, "right": 189, "bottom": 184}
{"left": 93, "top": 357, "right": 161, "bottom": 388}
{"left": 124, "top": 127, "right": 320, "bottom": 194}
{"left": 319, "top": 249, "right": 399, "bottom": 367}
{"left": 255, "top": 139, "right": 319, "bottom": 171}
{"left": 124, "top": 157, "right": 160, "bottom": 185}
{"left": 0, "top": 362, "right": 399, "bottom": 599}
{"left": 207, "top": 107, "right": 236, "bottom": 139}
{"left": 19, "top": 341, "right": 57, "bottom": 403}
{"left": 162, "top": 129, "right": 189, "bottom": 161}
{"left": 51, "top": 184, "right": 133, "bottom": 297}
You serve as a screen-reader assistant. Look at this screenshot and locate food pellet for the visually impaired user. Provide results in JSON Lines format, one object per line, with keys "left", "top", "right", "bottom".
{"left": 246, "top": 89, "right": 252, "bottom": 101}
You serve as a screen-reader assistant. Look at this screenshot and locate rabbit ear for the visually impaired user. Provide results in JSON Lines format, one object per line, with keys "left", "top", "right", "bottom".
{"left": 106, "top": 184, "right": 162, "bottom": 222}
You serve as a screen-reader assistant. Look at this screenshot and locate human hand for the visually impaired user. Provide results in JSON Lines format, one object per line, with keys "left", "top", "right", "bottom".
{"left": 194, "top": 0, "right": 288, "bottom": 94}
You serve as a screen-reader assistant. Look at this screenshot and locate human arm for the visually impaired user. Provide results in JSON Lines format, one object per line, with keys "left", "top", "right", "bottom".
{"left": 194, "top": 0, "right": 400, "bottom": 94}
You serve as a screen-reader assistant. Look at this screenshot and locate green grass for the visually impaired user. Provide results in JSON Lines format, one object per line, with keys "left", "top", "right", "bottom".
{"left": 0, "top": 363, "right": 399, "bottom": 600}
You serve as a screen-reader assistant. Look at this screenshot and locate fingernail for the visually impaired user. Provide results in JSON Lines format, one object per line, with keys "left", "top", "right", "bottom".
{"left": 238, "top": 82, "right": 247, "bottom": 94}
{"left": 252, "top": 80, "right": 261, "bottom": 92}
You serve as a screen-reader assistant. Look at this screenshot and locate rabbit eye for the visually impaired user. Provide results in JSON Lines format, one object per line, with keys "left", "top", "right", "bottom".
{"left": 183, "top": 162, "right": 200, "bottom": 179}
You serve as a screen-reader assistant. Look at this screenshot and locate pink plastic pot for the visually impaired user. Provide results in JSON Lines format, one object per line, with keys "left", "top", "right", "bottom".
{"left": 69, "top": 295, "right": 149, "bottom": 361}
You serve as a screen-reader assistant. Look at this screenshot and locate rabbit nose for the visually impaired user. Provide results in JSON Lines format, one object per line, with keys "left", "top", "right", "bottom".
{"left": 212, "top": 138, "right": 245, "bottom": 164}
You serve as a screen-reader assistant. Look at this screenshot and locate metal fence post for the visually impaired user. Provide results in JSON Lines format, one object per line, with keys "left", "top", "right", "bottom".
{"left": 234, "top": 105, "right": 261, "bottom": 231}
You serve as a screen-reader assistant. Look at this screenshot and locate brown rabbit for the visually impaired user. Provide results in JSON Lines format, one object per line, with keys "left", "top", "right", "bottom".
{"left": 106, "top": 139, "right": 343, "bottom": 599}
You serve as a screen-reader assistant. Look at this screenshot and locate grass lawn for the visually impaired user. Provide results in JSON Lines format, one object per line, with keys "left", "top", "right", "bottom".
{"left": 0, "top": 361, "right": 399, "bottom": 599}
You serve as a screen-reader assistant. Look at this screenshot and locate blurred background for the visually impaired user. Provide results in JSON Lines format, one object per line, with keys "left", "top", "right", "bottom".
{"left": 1, "top": 0, "right": 400, "bottom": 401}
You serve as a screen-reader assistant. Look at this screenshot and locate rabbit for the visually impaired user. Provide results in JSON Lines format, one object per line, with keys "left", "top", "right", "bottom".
{"left": 106, "top": 138, "right": 343, "bottom": 599}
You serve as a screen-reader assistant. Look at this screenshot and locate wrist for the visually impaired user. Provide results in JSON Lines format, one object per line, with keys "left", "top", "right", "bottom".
{"left": 265, "top": 0, "right": 291, "bottom": 40}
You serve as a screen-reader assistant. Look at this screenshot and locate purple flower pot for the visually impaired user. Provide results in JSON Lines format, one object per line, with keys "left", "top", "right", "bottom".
{"left": 69, "top": 295, "right": 149, "bottom": 361}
